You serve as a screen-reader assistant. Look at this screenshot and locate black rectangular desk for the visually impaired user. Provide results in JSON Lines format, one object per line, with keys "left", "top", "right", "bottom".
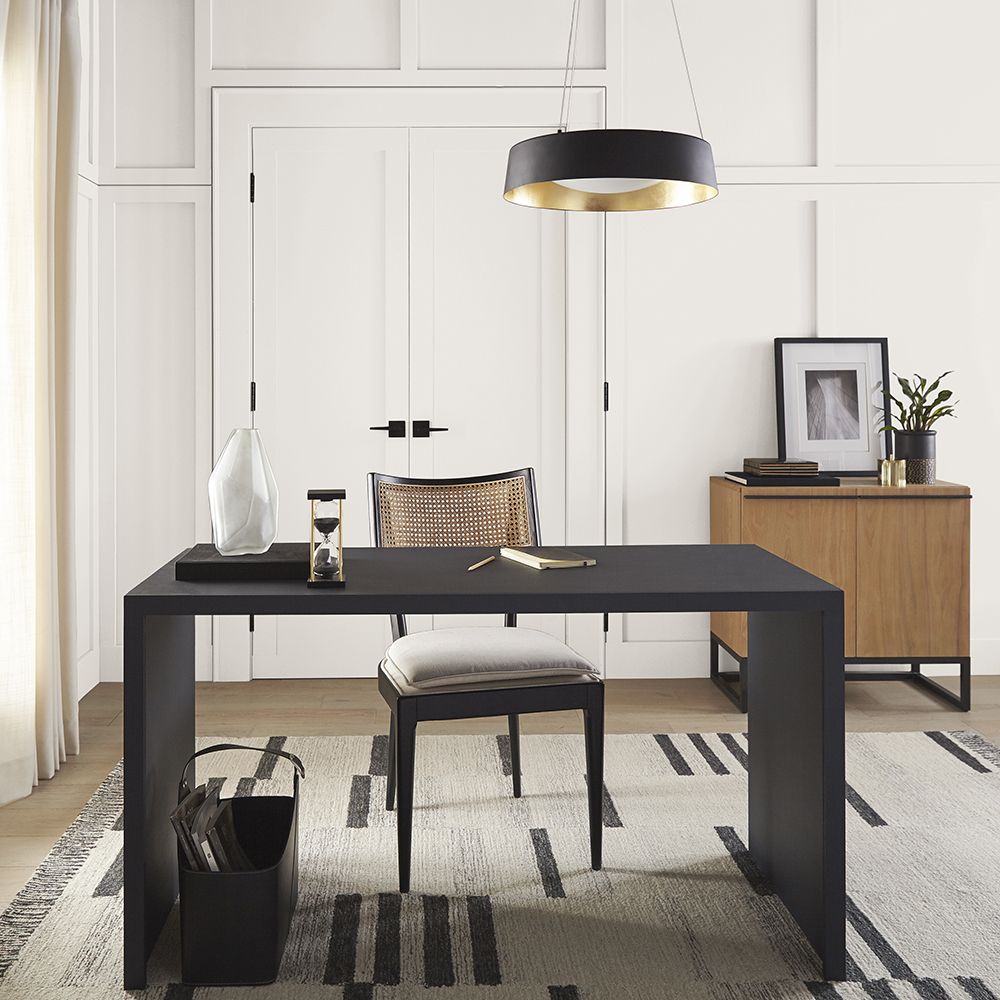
{"left": 123, "top": 543, "right": 846, "bottom": 987}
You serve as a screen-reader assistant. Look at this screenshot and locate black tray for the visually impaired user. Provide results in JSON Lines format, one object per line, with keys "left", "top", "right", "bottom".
{"left": 175, "top": 543, "right": 310, "bottom": 582}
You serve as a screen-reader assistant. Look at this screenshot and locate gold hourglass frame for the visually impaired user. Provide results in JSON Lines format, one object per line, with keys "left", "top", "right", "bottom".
{"left": 307, "top": 489, "right": 345, "bottom": 588}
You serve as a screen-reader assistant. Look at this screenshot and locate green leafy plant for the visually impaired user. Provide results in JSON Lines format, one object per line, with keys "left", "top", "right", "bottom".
{"left": 882, "top": 371, "right": 958, "bottom": 431}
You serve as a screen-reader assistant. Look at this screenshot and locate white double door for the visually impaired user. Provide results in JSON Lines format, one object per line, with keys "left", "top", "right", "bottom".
{"left": 220, "top": 116, "right": 605, "bottom": 678}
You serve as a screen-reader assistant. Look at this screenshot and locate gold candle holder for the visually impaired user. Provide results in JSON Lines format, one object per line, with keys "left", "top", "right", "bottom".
{"left": 879, "top": 455, "right": 907, "bottom": 487}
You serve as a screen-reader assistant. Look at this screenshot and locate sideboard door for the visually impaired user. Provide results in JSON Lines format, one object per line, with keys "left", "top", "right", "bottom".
{"left": 856, "top": 494, "right": 971, "bottom": 658}
{"left": 741, "top": 494, "right": 858, "bottom": 656}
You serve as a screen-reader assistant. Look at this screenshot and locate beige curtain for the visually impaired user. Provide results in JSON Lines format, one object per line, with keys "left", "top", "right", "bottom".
{"left": 0, "top": 0, "right": 81, "bottom": 806}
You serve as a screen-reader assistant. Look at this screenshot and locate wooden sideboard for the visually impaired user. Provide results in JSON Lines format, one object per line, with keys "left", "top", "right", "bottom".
{"left": 709, "top": 476, "right": 972, "bottom": 712}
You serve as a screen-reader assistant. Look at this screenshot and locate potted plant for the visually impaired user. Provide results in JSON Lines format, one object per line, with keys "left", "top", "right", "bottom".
{"left": 881, "top": 371, "right": 958, "bottom": 484}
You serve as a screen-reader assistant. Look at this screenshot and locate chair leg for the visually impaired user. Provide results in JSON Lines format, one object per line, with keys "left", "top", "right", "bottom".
{"left": 583, "top": 685, "right": 605, "bottom": 871}
{"left": 507, "top": 713, "right": 522, "bottom": 798}
{"left": 395, "top": 701, "right": 418, "bottom": 893}
{"left": 386, "top": 715, "right": 397, "bottom": 810}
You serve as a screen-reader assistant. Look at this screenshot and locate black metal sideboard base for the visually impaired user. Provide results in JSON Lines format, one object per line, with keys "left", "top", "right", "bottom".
{"left": 711, "top": 631, "right": 971, "bottom": 713}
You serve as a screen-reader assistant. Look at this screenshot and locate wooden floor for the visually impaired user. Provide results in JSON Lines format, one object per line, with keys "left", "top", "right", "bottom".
{"left": 2, "top": 673, "right": 998, "bottom": 912}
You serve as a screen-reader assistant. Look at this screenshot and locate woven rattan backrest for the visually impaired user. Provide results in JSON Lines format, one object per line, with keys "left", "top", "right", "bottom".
{"left": 372, "top": 473, "right": 537, "bottom": 548}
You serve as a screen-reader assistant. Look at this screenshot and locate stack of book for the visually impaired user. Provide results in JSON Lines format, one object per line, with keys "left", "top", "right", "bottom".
{"left": 725, "top": 458, "right": 840, "bottom": 487}
{"left": 743, "top": 458, "right": 819, "bottom": 476}
{"left": 171, "top": 785, "right": 256, "bottom": 872}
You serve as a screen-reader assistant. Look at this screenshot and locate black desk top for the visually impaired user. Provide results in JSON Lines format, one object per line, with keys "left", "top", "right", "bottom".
{"left": 125, "top": 544, "right": 842, "bottom": 617}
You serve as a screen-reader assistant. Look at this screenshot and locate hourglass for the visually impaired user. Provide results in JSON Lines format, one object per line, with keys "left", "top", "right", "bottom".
{"left": 307, "top": 489, "right": 346, "bottom": 587}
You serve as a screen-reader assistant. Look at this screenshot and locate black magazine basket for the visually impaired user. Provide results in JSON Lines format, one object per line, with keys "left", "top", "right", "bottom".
{"left": 176, "top": 743, "right": 305, "bottom": 986}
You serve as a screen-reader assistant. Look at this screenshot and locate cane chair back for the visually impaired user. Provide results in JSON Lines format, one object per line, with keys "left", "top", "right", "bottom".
{"left": 369, "top": 469, "right": 540, "bottom": 548}
{"left": 368, "top": 469, "right": 541, "bottom": 640}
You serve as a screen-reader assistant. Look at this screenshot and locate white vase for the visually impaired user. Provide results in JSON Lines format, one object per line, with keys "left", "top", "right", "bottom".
{"left": 208, "top": 428, "right": 279, "bottom": 555}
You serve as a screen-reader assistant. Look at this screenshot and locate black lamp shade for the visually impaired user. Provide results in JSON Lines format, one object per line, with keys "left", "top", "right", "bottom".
{"left": 504, "top": 128, "right": 718, "bottom": 211}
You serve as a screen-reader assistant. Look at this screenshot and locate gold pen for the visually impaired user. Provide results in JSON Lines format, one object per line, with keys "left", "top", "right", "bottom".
{"left": 467, "top": 555, "right": 495, "bottom": 572}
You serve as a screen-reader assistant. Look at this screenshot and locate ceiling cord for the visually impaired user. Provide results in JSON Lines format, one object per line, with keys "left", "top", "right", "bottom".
{"left": 670, "top": 0, "right": 704, "bottom": 138}
{"left": 558, "top": 0, "right": 583, "bottom": 132}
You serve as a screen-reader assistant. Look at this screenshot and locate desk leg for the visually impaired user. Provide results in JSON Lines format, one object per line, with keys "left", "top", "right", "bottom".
{"left": 124, "top": 613, "right": 196, "bottom": 989}
{"left": 747, "top": 608, "right": 845, "bottom": 981}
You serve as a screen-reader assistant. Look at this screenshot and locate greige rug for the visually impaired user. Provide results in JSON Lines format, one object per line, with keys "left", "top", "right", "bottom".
{"left": 2, "top": 731, "right": 1000, "bottom": 999}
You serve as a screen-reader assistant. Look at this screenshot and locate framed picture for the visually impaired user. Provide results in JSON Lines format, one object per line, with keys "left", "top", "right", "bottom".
{"left": 774, "top": 338, "right": 891, "bottom": 476}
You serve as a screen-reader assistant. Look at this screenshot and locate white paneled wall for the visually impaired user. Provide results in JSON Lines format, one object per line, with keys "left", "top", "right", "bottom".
{"left": 80, "top": 0, "right": 1000, "bottom": 683}
{"left": 211, "top": 0, "right": 401, "bottom": 70}
{"left": 835, "top": 1, "right": 1000, "bottom": 167}
{"left": 93, "top": 186, "right": 213, "bottom": 682}
{"left": 76, "top": 181, "right": 100, "bottom": 694}
{"left": 416, "top": 0, "right": 606, "bottom": 70}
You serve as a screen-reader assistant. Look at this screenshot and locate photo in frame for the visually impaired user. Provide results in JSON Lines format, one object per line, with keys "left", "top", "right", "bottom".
{"left": 774, "top": 338, "right": 891, "bottom": 476}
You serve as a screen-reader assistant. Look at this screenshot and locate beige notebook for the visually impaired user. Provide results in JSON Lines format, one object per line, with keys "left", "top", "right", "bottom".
{"left": 499, "top": 546, "right": 597, "bottom": 570}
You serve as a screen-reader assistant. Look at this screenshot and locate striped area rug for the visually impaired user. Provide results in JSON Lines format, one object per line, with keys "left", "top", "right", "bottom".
{"left": 2, "top": 731, "right": 1000, "bottom": 999}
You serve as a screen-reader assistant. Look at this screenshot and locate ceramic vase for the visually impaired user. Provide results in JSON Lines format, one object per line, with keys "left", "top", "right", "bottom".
{"left": 208, "top": 428, "right": 279, "bottom": 555}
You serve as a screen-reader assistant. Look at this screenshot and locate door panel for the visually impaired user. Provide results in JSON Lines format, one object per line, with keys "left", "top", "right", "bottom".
{"left": 250, "top": 127, "right": 409, "bottom": 677}
{"left": 408, "top": 128, "right": 567, "bottom": 638}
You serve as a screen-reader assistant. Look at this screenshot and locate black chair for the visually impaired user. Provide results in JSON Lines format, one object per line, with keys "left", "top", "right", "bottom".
{"left": 367, "top": 468, "right": 605, "bottom": 893}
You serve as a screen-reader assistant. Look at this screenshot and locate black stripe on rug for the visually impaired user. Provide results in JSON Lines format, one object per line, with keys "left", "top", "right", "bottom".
{"left": 914, "top": 980, "right": 957, "bottom": 999}
{"left": 846, "top": 782, "right": 888, "bottom": 827}
{"left": 549, "top": 987, "right": 580, "bottom": 999}
{"left": 373, "top": 892, "right": 401, "bottom": 985}
{"left": 653, "top": 734, "right": 694, "bottom": 775}
{"left": 111, "top": 810, "right": 124, "bottom": 831}
{"left": 530, "top": 828, "right": 566, "bottom": 898}
{"left": 952, "top": 732, "right": 1000, "bottom": 770}
{"left": 715, "top": 826, "right": 773, "bottom": 896}
{"left": 602, "top": 782, "right": 623, "bottom": 828}
{"left": 324, "top": 892, "right": 362, "bottom": 985}
{"left": 93, "top": 846, "right": 123, "bottom": 897}
{"left": 496, "top": 733, "right": 514, "bottom": 776}
{"left": 844, "top": 948, "right": 867, "bottom": 982}
{"left": 369, "top": 733, "right": 389, "bottom": 776}
{"left": 164, "top": 984, "right": 195, "bottom": 1000}
{"left": 235, "top": 776, "right": 257, "bottom": 797}
{"left": 254, "top": 735, "right": 288, "bottom": 778}
{"left": 958, "top": 976, "right": 1000, "bottom": 999}
{"left": 688, "top": 733, "right": 730, "bottom": 774}
{"left": 806, "top": 984, "right": 844, "bottom": 998}
{"left": 846, "top": 894, "right": 916, "bottom": 980}
{"left": 860, "top": 978, "right": 902, "bottom": 998}
{"left": 205, "top": 776, "right": 226, "bottom": 798}
{"left": 347, "top": 775, "right": 372, "bottom": 828}
{"left": 344, "top": 984, "right": 374, "bottom": 1000}
{"left": 467, "top": 895, "right": 502, "bottom": 986}
{"left": 0, "top": 761, "right": 123, "bottom": 981}
{"left": 925, "top": 732, "right": 992, "bottom": 773}
{"left": 423, "top": 894, "right": 456, "bottom": 987}
{"left": 719, "top": 732, "right": 749, "bottom": 771}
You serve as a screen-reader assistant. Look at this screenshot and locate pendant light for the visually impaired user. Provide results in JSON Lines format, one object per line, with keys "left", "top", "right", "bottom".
{"left": 503, "top": 0, "right": 718, "bottom": 212}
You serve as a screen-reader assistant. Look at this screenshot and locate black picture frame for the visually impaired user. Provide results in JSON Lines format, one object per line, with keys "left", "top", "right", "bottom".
{"left": 774, "top": 337, "right": 891, "bottom": 477}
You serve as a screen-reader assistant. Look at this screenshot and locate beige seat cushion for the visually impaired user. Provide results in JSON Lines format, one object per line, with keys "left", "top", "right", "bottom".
{"left": 381, "top": 626, "right": 600, "bottom": 693}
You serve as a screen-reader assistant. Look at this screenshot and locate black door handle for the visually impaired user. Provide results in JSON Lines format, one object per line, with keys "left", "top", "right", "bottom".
{"left": 412, "top": 420, "right": 449, "bottom": 438}
{"left": 369, "top": 420, "right": 406, "bottom": 438}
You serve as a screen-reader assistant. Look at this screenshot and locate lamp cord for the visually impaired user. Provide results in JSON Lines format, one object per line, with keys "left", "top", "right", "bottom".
{"left": 558, "top": 0, "right": 583, "bottom": 132}
{"left": 670, "top": 0, "right": 704, "bottom": 138}
{"left": 561, "top": 0, "right": 704, "bottom": 139}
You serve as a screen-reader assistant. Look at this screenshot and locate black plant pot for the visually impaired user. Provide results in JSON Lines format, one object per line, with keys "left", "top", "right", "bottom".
{"left": 892, "top": 429, "right": 936, "bottom": 484}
